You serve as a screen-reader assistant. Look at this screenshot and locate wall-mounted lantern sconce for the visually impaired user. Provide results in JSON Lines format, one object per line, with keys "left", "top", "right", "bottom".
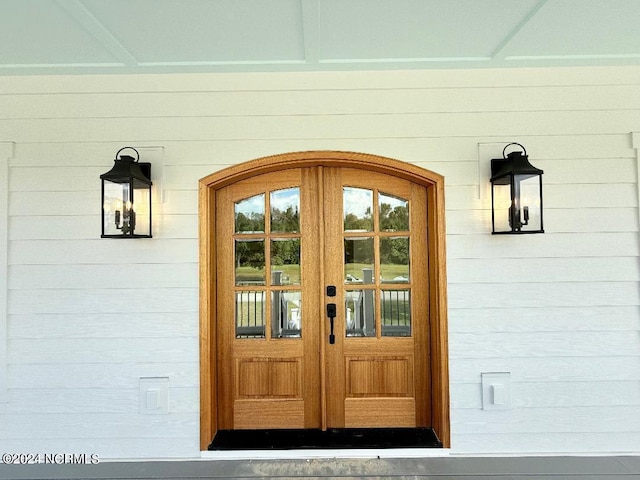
{"left": 101, "top": 147, "right": 152, "bottom": 238}
{"left": 491, "top": 143, "right": 544, "bottom": 234}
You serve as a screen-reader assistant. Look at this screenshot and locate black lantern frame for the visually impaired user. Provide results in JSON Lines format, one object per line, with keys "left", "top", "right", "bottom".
{"left": 490, "top": 143, "right": 544, "bottom": 235}
{"left": 100, "top": 147, "right": 152, "bottom": 238}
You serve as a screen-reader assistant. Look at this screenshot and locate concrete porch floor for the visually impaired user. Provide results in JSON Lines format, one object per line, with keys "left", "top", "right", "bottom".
{"left": 1, "top": 456, "right": 639, "bottom": 479}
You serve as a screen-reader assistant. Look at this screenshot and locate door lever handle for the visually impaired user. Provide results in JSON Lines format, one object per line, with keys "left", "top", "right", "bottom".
{"left": 327, "top": 303, "right": 336, "bottom": 344}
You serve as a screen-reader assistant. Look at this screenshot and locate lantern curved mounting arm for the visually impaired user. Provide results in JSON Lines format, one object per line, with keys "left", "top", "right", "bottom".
{"left": 115, "top": 146, "right": 140, "bottom": 162}
{"left": 502, "top": 142, "right": 526, "bottom": 158}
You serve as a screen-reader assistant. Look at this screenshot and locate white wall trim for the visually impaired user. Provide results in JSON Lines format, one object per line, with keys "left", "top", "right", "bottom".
{"left": 200, "top": 448, "right": 451, "bottom": 461}
{"left": 631, "top": 133, "right": 640, "bottom": 244}
{"left": 0, "top": 142, "right": 13, "bottom": 402}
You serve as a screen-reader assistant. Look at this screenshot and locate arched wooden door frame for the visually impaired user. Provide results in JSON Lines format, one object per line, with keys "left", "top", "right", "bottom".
{"left": 199, "top": 151, "right": 450, "bottom": 449}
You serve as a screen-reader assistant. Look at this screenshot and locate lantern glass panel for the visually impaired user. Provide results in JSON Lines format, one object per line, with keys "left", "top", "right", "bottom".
{"left": 516, "top": 174, "right": 543, "bottom": 233}
{"left": 492, "top": 174, "right": 543, "bottom": 234}
{"left": 102, "top": 180, "right": 126, "bottom": 237}
{"left": 102, "top": 179, "right": 152, "bottom": 238}
{"left": 131, "top": 183, "right": 152, "bottom": 237}
{"left": 491, "top": 180, "right": 512, "bottom": 233}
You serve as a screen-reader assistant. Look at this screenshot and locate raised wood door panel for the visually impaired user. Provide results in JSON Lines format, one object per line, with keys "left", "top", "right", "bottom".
{"left": 323, "top": 167, "right": 430, "bottom": 429}
{"left": 216, "top": 168, "right": 321, "bottom": 430}
{"left": 215, "top": 163, "right": 432, "bottom": 432}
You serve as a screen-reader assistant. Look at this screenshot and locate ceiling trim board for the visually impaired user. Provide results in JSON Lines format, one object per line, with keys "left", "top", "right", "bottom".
{"left": 0, "top": 63, "right": 124, "bottom": 70}
{"left": 55, "top": 0, "right": 139, "bottom": 66}
{"left": 321, "top": 57, "right": 492, "bottom": 64}
{"left": 138, "top": 60, "right": 308, "bottom": 67}
{"left": 491, "top": 0, "right": 549, "bottom": 61}
{"left": 506, "top": 54, "right": 640, "bottom": 61}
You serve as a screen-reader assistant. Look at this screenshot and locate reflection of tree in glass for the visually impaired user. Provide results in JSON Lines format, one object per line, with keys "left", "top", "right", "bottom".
{"left": 380, "top": 202, "right": 409, "bottom": 267}
{"left": 344, "top": 207, "right": 372, "bottom": 231}
{"left": 380, "top": 237, "right": 409, "bottom": 265}
{"left": 235, "top": 212, "right": 265, "bottom": 233}
{"left": 345, "top": 238, "right": 374, "bottom": 264}
{"left": 380, "top": 203, "right": 408, "bottom": 231}
{"left": 271, "top": 239, "right": 300, "bottom": 266}
{"left": 271, "top": 206, "right": 299, "bottom": 233}
{"left": 236, "top": 241, "right": 265, "bottom": 269}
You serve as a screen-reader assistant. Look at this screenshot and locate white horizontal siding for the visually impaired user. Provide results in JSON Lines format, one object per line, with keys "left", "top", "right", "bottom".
{"left": 4, "top": 85, "right": 640, "bottom": 119}
{"left": 2, "top": 111, "right": 640, "bottom": 143}
{"left": 1, "top": 412, "right": 199, "bottom": 438}
{"left": 0, "top": 387, "right": 198, "bottom": 415}
{"left": 452, "top": 356, "right": 640, "bottom": 383}
{"left": 450, "top": 331, "right": 640, "bottom": 358}
{"left": 0, "top": 144, "right": 11, "bottom": 402}
{"left": 9, "top": 362, "right": 198, "bottom": 389}
{"left": 9, "top": 312, "right": 198, "bottom": 338}
{"left": 449, "top": 282, "right": 640, "bottom": 309}
{"left": 9, "top": 239, "right": 198, "bottom": 264}
{"left": 448, "top": 257, "right": 640, "bottom": 282}
{"left": 8, "top": 337, "right": 198, "bottom": 364}
{"left": 8, "top": 288, "right": 198, "bottom": 314}
{"left": 453, "top": 432, "right": 640, "bottom": 454}
{"left": 9, "top": 264, "right": 198, "bottom": 288}
{"left": 452, "top": 383, "right": 640, "bottom": 409}
{"left": 0, "top": 66, "right": 639, "bottom": 458}
{"left": 454, "top": 405, "right": 640, "bottom": 433}
{"left": 9, "top": 134, "right": 635, "bottom": 167}
{"left": 449, "top": 305, "right": 640, "bottom": 332}
{"left": 448, "top": 232, "right": 639, "bottom": 258}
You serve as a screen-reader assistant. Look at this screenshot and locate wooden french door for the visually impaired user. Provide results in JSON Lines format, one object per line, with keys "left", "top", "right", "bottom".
{"left": 215, "top": 165, "right": 430, "bottom": 431}
{"left": 216, "top": 167, "right": 322, "bottom": 429}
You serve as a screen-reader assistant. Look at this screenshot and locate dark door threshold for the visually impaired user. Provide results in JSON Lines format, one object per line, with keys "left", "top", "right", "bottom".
{"left": 209, "top": 427, "right": 442, "bottom": 450}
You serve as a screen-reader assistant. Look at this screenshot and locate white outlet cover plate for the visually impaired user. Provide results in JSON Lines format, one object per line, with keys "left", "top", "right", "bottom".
{"left": 139, "top": 377, "right": 169, "bottom": 415}
{"left": 481, "top": 372, "right": 511, "bottom": 411}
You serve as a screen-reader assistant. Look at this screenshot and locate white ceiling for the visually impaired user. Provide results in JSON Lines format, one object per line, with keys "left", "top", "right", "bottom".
{"left": 2, "top": 0, "right": 640, "bottom": 76}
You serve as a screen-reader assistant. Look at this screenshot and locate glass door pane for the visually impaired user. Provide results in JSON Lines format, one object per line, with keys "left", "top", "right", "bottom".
{"left": 342, "top": 187, "right": 413, "bottom": 339}
{"left": 234, "top": 188, "right": 303, "bottom": 340}
{"left": 381, "top": 289, "right": 411, "bottom": 337}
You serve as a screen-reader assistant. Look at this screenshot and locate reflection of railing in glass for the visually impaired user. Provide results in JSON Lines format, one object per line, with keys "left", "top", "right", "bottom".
{"left": 345, "top": 260, "right": 411, "bottom": 338}
{"left": 345, "top": 289, "right": 375, "bottom": 337}
{"left": 381, "top": 290, "right": 411, "bottom": 337}
{"left": 270, "top": 271, "right": 301, "bottom": 338}
{"left": 271, "top": 292, "right": 302, "bottom": 338}
{"left": 235, "top": 272, "right": 301, "bottom": 339}
{"left": 345, "top": 289, "right": 410, "bottom": 337}
{"left": 235, "top": 291, "right": 265, "bottom": 338}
